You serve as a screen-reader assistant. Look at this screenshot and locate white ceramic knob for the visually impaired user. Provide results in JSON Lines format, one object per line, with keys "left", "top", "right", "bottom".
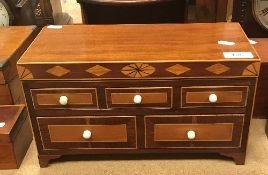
{"left": 187, "top": 130, "right": 196, "bottom": 140}
{"left": 82, "top": 130, "right": 92, "bottom": 139}
{"left": 59, "top": 96, "right": 68, "bottom": 105}
{"left": 209, "top": 94, "right": 218, "bottom": 103}
{"left": 133, "top": 95, "right": 142, "bottom": 104}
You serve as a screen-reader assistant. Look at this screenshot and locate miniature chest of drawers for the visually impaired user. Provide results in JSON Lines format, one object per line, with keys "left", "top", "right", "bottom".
{"left": 0, "top": 105, "right": 33, "bottom": 169}
{"left": 0, "top": 26, "right": 38, "bottom": 105}
{"left": 17, "top": 23, "right": 260, "bottom": 167}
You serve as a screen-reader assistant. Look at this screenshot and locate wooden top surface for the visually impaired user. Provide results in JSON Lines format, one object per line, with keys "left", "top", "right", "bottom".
{"left": 0, "top": 105, "right": 24, "bottom": 142}
{"left": 251, "top": 38, "right": 268, "bottom": 63}
{"left": 0, "top": 26, "right": 36, "bottom": 67}
{"left": 18, "top": 23, "right": 259, "bottom": 64}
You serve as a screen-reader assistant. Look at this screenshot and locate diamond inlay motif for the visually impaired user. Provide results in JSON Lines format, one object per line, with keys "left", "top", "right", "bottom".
{"left": 46, "top": 66, "right": 70, "bottom": 77}
{"left": 206, "top": 63, "right": 230, "bottom": 75}
{"left": 121, "top": 63, "right": 155, "bottom": 78}
{"left": 166, "top": 64, "right": 190, "bottom": 76}
{"left": 86, "top": 65, "right": 111, "bottom": 77}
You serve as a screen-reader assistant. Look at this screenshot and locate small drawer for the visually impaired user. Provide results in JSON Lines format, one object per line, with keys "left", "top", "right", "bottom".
{"left": 181, "top": 86, "right": 248, "bottom": 107}
{"left": 145, "top": 115, "right": 243, "bottom": 148}
{"left": 31, "top": 88, "right": 98, "bottom": 109}
{"left": 106, "top": 87, "right": 172, "bottom": 108}
{"left": 37, "top": 116, "right": 137, "bottom": 149}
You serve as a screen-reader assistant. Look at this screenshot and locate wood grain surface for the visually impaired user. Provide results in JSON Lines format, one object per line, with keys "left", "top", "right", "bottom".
{"left": 154, "top": 123, "right": 233, "bottom": 141}
{"left": 106, "top": 87, "right": 171, "bottom": 108}
{"left": 31, "top": 88, "right": 98, "bottom": 109}
{"left": 145, "top": 114, "right": 244, "bottom": 148}
{"left": 18, "top": 23, "right": 258, "bottom": 64}
{"left": 0, "top": 105, "right": 33, "bottom": 169}
{"left": 0, "top": 26, "right": 36, "bottom": 67}
{"left": 49, "top": 124, "right": 127, "bottom": 142}
{"left": 37, "top": 116, "right": 137, "bottom": 149}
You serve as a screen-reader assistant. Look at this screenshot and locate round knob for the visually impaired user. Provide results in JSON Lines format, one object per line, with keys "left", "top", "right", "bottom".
{"left": 187, "top": 130, "right": 196, "bottom": 140}
{"left": 59, "top": 96, "right": 68, "bottom": 105}
{"left": 82, "top": 130, "right": 92, "bottom": 139}
{"left": 133, "top": 95, "right": 142, "bottom": 104}
{"left": 209, "top": 94, "right": 218, "bottom": 103}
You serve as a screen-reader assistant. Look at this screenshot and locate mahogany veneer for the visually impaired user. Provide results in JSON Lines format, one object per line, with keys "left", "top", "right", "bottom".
{"left": 252, "top": 38, "right": 268, "bottom": 118}
{"left": 17, "top": 23, "right": 260, "bottom": 167}
{"left": 0, "top": 26, "right": 38, "bottom": 105}
{"left": 0, "top": 105, "right": 33, "bottom": 169}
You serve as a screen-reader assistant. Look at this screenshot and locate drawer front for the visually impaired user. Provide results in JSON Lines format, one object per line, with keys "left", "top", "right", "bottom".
{"left": 37, "top": 116, "right": 136, "bottom": 149}
{"left": 31, "top": 88, "right": 98, "bottom": 109}
{"left": 145, "top": 115, "right": 243, "bottom": 148}
{"left": 106, "top": 87, "right": 172, "bottom": 108}
{"left": 181, "top": 86, "right": 248, "bottom": 107}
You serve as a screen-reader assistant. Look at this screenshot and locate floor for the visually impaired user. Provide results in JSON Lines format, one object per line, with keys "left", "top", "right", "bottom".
{"left": 1, "top": 119, "right": 267, "bottom": 175}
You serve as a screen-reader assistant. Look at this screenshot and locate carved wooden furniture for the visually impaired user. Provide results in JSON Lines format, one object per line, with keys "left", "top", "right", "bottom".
{"left": 77, "top": 0, "right": 187, "bottom": 24}
{"left": 0, "top": 26, "right": 38, "bottom": 105}
{"left": 252, "top": 38, "right": 268, "bottom": 118}
{"left": 18, "top": 23, "right": 260, "bottom": 167}
{"left": 0, "top": 105, "right": 33, "bottom": 169}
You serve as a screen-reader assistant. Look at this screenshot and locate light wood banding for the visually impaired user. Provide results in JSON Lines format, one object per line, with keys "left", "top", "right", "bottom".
{"left": 106, "top": 87, "right": 172, "bottom": 108}
{"left": 181, "top": 86, "right": 248, "bottom": 107}
{"left": 145, "top": 115, "right": 244, "bottom": 148}
{"left": 37, "top": 93, "right": 93, "bottom": 105}
{"left": 31, "top": 88, "right": 98, "bottom": 109}
{"left": 111, "top": 93, "right": 167, "bottom": 104}
{"left": 154, "top": 123, "right": 233, "bottom": 141}
{"left": 49, "top": 124, "right": 127, "bottom": 142}
{"left": 186, "top": 91, "right": 242, "bottom": 103}
{"left": 37, "top": 116, "right": 137, "bottom": 149}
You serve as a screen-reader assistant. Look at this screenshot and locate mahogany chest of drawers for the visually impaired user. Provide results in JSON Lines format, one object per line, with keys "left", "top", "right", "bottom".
{"left": 0, "top": 105, "right": 33, "bottom": 169}
{"left": 17, "top": 23, "right": 260, "bottom": 167}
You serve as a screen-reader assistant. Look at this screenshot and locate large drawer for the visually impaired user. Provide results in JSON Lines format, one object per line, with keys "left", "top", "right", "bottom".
{"left": 145, "top": 115, "right": 243, "bottom": 148}
{"left": 31, "top": 88, "right": 98, "bottom": 109}
{"left": 106, "top": 87, "right": 172, "bottom": 108}
{"left": 37, "top": 116, "right": 137, "bottom": 149}
{"left": 181, "top": 86, "right": 248, "bottom": 108}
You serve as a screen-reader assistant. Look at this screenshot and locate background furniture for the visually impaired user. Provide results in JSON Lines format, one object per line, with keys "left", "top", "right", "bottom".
{"left": 251, "top": 38, "right": 268, "bottom": 118}
{"left": 77, "top": 0, "right": 231, "bottom": 24}
{"left": 77, "top": 0, "right": 187, "bottom": 24}
{"left": 195, "top": 0, "right": 229, "bottom": 22}
{"left": 232, "top": 0, "right": 268, "bottom": 37}
{"left": 18, "top": 23, "right": 259, "bottom": 167}
{"left": 1, "top": 0, "right": 54, "bottom": 26}
{"left": 2, "top": 0, "right": 232, "bottom": 25}
{"left": 0, "top": 105, "right": 33, "bottom": 169}
{"left": 0, "top": 26, "right": 38, "bottom": 105}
